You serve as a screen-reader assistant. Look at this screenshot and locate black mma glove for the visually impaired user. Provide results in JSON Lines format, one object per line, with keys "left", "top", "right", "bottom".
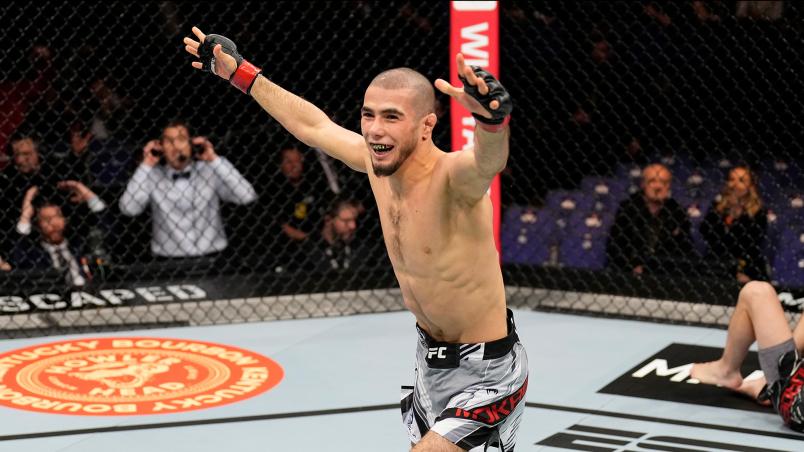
{"left": 198, "top": 34, "right": 262, "bottom": 95}
{"left": 459, "top": 66, "right": 512, "bottom": 131}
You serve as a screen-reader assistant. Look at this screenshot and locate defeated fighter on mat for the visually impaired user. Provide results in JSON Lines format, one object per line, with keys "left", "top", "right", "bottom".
{"left": 692, "top": 281, "right": 804, "bottom": 432}
{"left": 183, "top": 27, "right": 528, "bottom": 451}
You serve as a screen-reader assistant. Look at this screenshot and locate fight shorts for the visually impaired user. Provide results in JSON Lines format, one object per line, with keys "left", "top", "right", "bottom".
{"left": 401, "top": 309, "right": 528, "bottom": 451}
{"left": 758, "top": 339, "right": 804, "bottom": 432}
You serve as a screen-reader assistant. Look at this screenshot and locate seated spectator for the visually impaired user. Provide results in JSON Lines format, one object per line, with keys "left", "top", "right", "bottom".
{"left": 87, "top": 78, "right": 129, "bottom": 142}
{"left": 119, "top": 120, "right": 256, "bottom": 259}
{"left": 275, "top": 144, "right": 335, "bottom": 243}
{"left": 4, "top": 132, "right": 57, "bottom": 196}
{"left": 11, "top": 182, "right": 107, "bottom": 286}
{"left": 52, "top": 120, "right": 132, "bottom": 206}
{"left": 298, "top": 198, "right": 363, "bottom": 272}
{"left": 1, "top": 133, "right": 58, "bottom": 249}
{"left": 700, "top": 166, "right": 769, "bottom": 283}
{"left": 53, "top": 121, "right": 98, "bottom": 185}
{"left": 606, "top": 163, "right": 695, "bottom": 275}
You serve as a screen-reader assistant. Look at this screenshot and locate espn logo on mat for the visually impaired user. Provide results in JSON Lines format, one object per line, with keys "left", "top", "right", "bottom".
{"left": 0, "top": 337, "right": 283, "bottom": 415}
{"left": 536, "top": 424, "right": 785, "bottom": 452}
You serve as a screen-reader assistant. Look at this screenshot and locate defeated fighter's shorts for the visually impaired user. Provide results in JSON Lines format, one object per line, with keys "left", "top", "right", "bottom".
{"left": 757, "top": 339, "right": 804, "bottom": 431}
{"left": 401, "top": 309, "right": 528, "bottom": 451}
{"left": 759, "top": 338, "right": 797, "bottom": 384}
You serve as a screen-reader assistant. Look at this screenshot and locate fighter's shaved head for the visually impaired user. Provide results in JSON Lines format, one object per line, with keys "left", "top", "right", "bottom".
{"left": 368, "top": 68, "right": 435, "bottom": 118}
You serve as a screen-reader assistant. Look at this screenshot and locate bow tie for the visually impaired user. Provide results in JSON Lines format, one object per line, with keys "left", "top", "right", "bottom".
{"left": 172, "top": 171, "right": 191, "bottom": 181}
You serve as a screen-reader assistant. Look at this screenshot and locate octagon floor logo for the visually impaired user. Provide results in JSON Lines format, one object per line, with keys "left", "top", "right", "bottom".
{"left": 0, "top": 337, "right": 284, "bottom": 415}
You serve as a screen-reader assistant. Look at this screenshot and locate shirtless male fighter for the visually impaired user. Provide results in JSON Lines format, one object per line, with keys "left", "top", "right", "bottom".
{"left": 183, "top": 27, "right": 528, "bottom": 451}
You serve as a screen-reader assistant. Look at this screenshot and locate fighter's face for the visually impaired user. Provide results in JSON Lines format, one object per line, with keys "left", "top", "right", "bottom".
{"left": 161, "top": 125, "right": 192, "bottom": 170}
{"left": 361, "top": 86, "right": 421, "bottom": 177}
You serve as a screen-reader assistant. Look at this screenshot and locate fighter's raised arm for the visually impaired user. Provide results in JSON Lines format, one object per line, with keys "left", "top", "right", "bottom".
{"left": 183, "top": 27, "right": 367, "bottom": 172}
{"left": 436, "top": 53, "right": 512, "bottom": 203}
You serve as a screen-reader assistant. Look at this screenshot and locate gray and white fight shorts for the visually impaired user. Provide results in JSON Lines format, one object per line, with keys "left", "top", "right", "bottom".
{"left": 401, "top": 309, "right": 529, "bottom": 451}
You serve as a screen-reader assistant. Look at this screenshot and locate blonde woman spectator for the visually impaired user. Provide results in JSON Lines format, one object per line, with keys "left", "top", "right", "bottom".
{"left": 701, "top": 166, "right": 769, "bottom": 283}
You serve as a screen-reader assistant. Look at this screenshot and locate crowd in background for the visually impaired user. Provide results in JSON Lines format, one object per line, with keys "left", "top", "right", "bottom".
{"left": 0, "top": 1, "right": 800, "bottom": 289}
{"left": 498, "top": 0, "right": 801, "bottom": 288}
{"left": 0, "top": 120, "right": 385, "bottom": 286}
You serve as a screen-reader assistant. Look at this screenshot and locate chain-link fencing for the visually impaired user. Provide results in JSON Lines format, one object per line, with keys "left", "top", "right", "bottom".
{"left": 501, "top": 0, "right": 803, "bottom": 324}
{"left": 0, "top": 1, "right": 801, "bottom": 337}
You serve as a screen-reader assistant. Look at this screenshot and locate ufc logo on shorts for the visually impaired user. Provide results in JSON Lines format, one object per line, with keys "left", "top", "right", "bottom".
{"left": 428, "top": 347, "right": 448, "bottom": 359}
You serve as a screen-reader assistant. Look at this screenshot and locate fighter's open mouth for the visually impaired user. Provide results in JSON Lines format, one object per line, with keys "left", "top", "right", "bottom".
{"left": 371, "top": 144, "right": 394, "bottom": 154}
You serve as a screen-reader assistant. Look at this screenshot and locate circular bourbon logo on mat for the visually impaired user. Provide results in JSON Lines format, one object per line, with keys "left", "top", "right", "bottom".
{"left": 0, "top": 337, "right": 283, "bottom": 415}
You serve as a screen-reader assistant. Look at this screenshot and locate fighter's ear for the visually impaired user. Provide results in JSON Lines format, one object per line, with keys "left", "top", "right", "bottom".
{"left": 421, "top": 112, "right": 437, "bottom": 140}
{"left": 425, "top": 112, "right": 437, "bottom": 128}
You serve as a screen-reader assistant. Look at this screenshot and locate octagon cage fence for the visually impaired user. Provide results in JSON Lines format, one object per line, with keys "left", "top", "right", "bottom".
{"left": 0, "top": 1, "right": 802, "bottom": 338}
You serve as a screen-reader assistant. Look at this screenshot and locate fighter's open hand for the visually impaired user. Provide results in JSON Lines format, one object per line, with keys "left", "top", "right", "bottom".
{"left": 183, "top": 26, "right": 238, "bottom": 80}
{"left": 434, "top": 53, "right": 512, "bottom": 126}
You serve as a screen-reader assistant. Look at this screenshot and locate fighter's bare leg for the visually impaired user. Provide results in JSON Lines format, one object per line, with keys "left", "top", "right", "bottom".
{"left": 735, "top": 374, "right": 771, "bottom": 406}
{"left": 691, "top": 361, "right": 744, "bottom": 390}
{"left": 690, "top": 281, "right": 792, "bottom": 392}
{"left": 412, "top": 431, "right": 465, "bottom": 452}
{"left": 692, "top": 281, "right": 792, "bottom": 390}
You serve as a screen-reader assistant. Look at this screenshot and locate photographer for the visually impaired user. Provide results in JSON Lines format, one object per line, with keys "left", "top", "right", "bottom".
{"left": 119, "top": 120, "right": 256, "bottom": 258}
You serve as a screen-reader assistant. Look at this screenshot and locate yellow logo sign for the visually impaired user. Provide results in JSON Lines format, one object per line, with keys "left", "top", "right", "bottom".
{"left": 0, "top": 337, "right": 283, "bottom": 415}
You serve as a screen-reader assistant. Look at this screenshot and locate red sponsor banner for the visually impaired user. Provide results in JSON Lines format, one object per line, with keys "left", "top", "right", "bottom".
{"left": 450, "top": 1, "right": 502, "bottom": 252}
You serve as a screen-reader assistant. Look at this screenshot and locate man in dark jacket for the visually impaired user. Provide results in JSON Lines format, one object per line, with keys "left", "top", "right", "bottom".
{"left": 606, "top": 163, "right": 695, "bottom": 275}
{"left": 12, "top": 181, "right": 107, "bottom": 286}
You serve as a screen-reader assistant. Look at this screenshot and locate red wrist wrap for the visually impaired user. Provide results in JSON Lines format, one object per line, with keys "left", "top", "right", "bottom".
{"left": 477, "top": 115, "right": 510, "bottom": 133}
{"left": 230, "top": 60, "right": 262, "bottom": 95}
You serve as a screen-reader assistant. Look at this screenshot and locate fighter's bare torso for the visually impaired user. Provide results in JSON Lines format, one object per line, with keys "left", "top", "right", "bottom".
{"left": 366, "top": 148, "right": 507, "bottom": 344}
{"left": 182, "top": 30, "right": 510, "bottom": 344}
